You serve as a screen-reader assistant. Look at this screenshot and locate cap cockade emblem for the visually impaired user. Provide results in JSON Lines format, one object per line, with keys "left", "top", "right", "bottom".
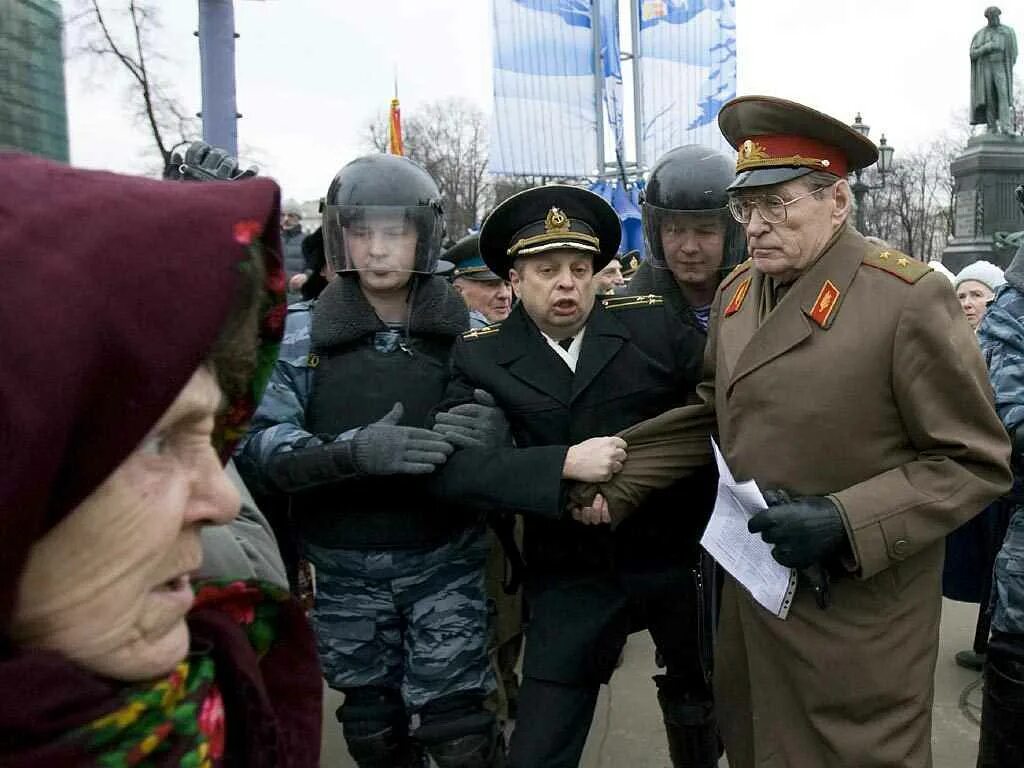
{"left": 545, "top": 207, "right": 571, "bottom": 234}
{"left": 740, "top": 139, "right": 769, "bottom": 162}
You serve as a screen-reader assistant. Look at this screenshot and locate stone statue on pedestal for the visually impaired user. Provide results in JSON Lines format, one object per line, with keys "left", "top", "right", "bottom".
{"left": 970, "top": 7, "right": 1018, "bottom": 135}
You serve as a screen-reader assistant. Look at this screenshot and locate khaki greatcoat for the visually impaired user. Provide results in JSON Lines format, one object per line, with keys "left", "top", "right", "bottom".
{"left": 599, "top": 225, "right": 1012, "bottom": 767}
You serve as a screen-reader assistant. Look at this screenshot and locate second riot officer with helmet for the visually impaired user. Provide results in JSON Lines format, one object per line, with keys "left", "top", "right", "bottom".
{"left": 630, "top": 144, "right": 747, "bottom": 329}
{"left": 237, "top": 154, "right": 508, "bottom": 767}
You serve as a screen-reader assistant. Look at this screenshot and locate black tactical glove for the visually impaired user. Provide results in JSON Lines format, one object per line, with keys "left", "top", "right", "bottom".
{"left": 265, "top": 403, "right": 453, "bottom": 493}
{"left": 352, "top": 402, "right": 454, "bottom": 474}
{"left": 433, "top": 389, "right": 512, "bottom": 450}
{"left": 165, "top": 140, "right": 258, "bottom": 182}
{"left": 748, "top": 490, "right": 849, "bottom": 570}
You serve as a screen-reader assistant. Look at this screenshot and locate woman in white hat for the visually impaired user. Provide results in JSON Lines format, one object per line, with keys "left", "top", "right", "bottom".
{"left": 956, "top": 260, "right": 1006, "bottom": 330}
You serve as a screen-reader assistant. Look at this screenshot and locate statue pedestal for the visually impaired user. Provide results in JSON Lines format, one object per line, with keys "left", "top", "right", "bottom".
{"left": 942, "top": 133, "right": 1024, "bottom": 272}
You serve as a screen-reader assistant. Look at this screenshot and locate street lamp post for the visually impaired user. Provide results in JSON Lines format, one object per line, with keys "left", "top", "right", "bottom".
{"left": 849, "top": 113, "right": 895, "bottom": 233}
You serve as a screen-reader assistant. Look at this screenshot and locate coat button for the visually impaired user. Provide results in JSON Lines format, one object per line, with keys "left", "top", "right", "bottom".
{"left": 892, "top": 539, "right": 910, "bottom": 558}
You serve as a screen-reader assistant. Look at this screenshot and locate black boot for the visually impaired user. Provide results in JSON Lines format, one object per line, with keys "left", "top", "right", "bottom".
{"left": 417, "top": 692, "right": 506, "bottom": 767}
{"left": 338, "top": 687, "right": 427, "bottom": 768}
{"left": 342, "top": 721, "right": 426, "bottom": 768}
{"left": 654, "top": 675, "right": 721, "bottom": 768}
{"left": 425, "top": 730, "right": 507, "bottom": 768}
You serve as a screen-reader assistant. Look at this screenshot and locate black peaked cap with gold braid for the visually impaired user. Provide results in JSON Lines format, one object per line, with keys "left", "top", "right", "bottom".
{"left": 480, "top": 185, "right": 622, "bottom": 280}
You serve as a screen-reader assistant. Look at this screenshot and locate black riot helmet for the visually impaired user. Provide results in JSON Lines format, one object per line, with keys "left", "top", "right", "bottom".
{"left": 322, "top": 153, "right": 445, "bottom": 276}
{"left": 642, "top": 144, "right": 746, "bottom": 278}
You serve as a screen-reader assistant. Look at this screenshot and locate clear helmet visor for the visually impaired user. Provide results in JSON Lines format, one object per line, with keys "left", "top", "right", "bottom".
{"left": 642, "top": 204, "right": 745, "bottom": 278}
{"left": 322, "top": 204, "right": 443, "bottom": 276}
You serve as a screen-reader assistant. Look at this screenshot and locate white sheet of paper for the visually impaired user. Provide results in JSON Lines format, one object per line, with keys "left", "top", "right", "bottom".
{"left": 700, "top": 440, "right": 797, "bottom": 619}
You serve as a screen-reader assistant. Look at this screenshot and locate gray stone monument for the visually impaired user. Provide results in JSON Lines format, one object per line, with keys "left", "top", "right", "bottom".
{"left": 942, "top": 7, "right": 1023, "bottom": 272}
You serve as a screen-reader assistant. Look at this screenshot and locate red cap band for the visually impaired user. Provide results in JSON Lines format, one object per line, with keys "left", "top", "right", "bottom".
{"left": 735, "top": 134, "right": 847, "bottom": 176}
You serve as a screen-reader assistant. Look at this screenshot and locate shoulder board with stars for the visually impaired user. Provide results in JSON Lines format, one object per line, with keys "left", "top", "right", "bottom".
{"left": 862, "top": 250, "right": 930, "bottom": 284}
{"left": 601, "top": 294, "right": 664, "bottom": 310}
{"left": 462, "top": 324, "right": 502, "bottom": 341}
{"left": 719, "top": 258, "right": 753, "bottom": 291}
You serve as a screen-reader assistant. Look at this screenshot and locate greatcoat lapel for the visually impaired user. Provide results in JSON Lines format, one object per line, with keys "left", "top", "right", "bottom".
{"left": 571, "top": 302, "right": 630, "bottom": 403}
{"left": 494, "top": 304, "right": 573, "bottom": 405}
{"left": 726, "top": 225, "right": 864, "bottom": 391}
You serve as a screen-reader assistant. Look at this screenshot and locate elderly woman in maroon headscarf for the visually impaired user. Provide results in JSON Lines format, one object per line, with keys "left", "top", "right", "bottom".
{"left": 0, "top": 154, "right": 322, "bottom": 766}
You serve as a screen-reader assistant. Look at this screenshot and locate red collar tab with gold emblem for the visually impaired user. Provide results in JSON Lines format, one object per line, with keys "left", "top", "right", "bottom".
{"left": 724, "top": 275, "right": 752, "bottom": 317}
{"left": 807, "top": 279, "right": 841, "bottom": 328}
{"left": 736, "top": 135, "right": 848, "bottom": 177}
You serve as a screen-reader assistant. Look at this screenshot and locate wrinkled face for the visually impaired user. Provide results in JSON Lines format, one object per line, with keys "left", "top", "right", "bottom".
{"left": 957, "top": 279, "right": 995, "bottom": 329}
{"left": 10, "top": 367, "right": 239, "bottom": 682}
{"left": 594, "top": 260, "right": 625, "bottom": 295}
{"left": 454, "top": 277, "right": 512, "bottom": 322}
{"left": 738, "top": 179, "right": 845, "bottom": 283}
{"left": 509, "top": 250, "right": 596, "bottom": 338}
{"left": 659, "top": 213, "right": 727, "bottom": 288}
{"left": 345, "top": 213, "right": 418, "bottom": 293}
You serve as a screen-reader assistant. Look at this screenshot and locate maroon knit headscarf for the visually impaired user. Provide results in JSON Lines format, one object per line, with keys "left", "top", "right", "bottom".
{"left": 0, "top": 153, "right": 282, "bottom": 632}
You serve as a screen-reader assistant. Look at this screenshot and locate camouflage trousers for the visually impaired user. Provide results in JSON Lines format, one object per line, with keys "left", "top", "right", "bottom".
{"left": 993, "top": 506, "right": 1024, "bottom": 636}
{"left": 304, "top": 525, "right": 495, "bottom": 710}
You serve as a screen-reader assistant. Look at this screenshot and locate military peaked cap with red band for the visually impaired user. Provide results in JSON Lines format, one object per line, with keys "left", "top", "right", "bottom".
{"left": 718, "top": 95, "right": 879, "bottom": 190}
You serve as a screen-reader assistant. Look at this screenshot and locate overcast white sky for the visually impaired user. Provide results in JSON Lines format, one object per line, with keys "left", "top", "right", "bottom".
{"left": 62, "top": 1, "right": 1009, "bottom": 201}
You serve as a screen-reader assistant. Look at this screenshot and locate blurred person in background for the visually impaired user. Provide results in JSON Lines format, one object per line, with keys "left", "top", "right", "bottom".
{"left": 974, "top": 186, "right": 1024, "bottom": 767}
{"left": 593, "top": 255, "right": 626, "bottom": 295}
{"left": 448, "top": 234, "right": 513, "bottom": 328}
{"left": 167, "top": 140, "right": 291, "bottom": 591}
{"left": 945, "top": 260, "right": 1010, "bottom": 672}
{"left": 956, "top": 260, "right": 1006, "bottom": 331}
{"left": 444, "top": 232, "right": 525, "bottom": 726}
{"left": 282, "top": 198, "right": 309, "bottom": 296}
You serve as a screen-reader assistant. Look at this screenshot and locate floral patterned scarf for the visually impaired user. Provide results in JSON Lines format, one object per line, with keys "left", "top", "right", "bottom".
{"left": 65, "top": 581, "right": 319, "bottom": 768}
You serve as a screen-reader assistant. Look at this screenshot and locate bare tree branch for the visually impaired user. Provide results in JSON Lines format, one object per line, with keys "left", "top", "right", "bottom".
{"left": 364, "top": 98, "right": 493, "bottom": 238}
{"left": 70, "top": 0, "right": 198, "bottom": 171}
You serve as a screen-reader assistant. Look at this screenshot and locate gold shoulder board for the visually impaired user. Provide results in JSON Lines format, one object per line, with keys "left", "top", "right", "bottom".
{"left": 719, "top": 258, "right": 753, "bottom": 291}
{"left": 602, "top": 294, "right": 664, "bottom": 310}
{"left": 862, "top": 250, "right": 930, "bottom": 285}
{"left": 462, "top": 324, "right": 502, "bottom": 341}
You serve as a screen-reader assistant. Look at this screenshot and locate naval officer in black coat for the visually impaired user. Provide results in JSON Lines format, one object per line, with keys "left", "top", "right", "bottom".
{"left": 431, "top": 185, "right": 720, "bottom": 768}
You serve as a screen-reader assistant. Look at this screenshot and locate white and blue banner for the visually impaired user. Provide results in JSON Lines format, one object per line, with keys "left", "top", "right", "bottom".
{"left": 635, "top": 0, "right": 736, "bottom": 165}
{"left": 599, "top": 0, "right": 625, "bottom": 170}
{"left": 590, "top": 179, "right": 646, "bottom": 256}
{"left": 490, "top": 0, "right": 600, "bottom": 177}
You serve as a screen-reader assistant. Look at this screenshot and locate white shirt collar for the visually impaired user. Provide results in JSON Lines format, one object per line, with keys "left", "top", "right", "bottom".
{"left": 541, "top": 326, "right": 586, "bottom": 372}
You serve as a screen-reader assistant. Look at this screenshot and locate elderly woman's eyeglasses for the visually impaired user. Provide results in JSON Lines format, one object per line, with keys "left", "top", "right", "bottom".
{"left": 728, "top": 183, "right": 836, "bottom": 225}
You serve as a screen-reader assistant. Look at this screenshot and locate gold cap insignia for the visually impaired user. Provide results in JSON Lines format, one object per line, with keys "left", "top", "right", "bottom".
{"left": 739, "top": 139, "right": 769, "bottom": 163}
{"left": 545, "top": 207, "right": 570, "bottom": 234}
{"left": 629, "top": 255, "right": 639, "bottom": 269}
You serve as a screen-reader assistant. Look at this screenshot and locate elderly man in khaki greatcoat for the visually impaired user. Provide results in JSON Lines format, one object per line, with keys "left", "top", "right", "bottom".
{"left": 572, "top": 96, "right": 1013, "bottom": 767}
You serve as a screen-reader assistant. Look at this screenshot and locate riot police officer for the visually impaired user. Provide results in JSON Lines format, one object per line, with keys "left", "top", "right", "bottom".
{"left": 237, "top": 154, "right": 505, "bottom": 768}
{"left": 630, "top": 145, "right": 747, "bottom": 328}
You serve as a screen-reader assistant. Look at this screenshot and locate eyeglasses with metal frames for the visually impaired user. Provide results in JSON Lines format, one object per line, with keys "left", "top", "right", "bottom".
{"left": 728, "top": 182, "right": 837, "bottom": 225}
